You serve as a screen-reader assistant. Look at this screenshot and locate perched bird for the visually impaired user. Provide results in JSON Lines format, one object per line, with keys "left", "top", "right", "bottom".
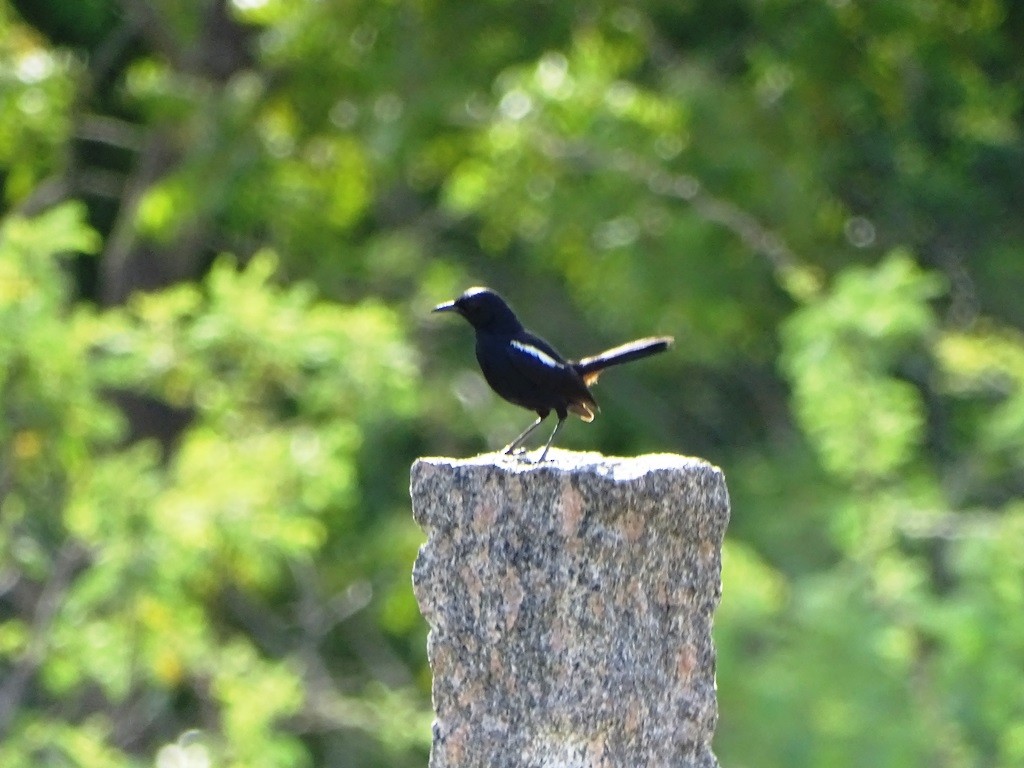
{"left": 434, "top": 286, "right": 673, "bottom": 461}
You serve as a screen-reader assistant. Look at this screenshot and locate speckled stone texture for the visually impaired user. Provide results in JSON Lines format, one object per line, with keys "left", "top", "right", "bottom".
{"left": 411, "top": 450, "right": 729, "bottom": 768}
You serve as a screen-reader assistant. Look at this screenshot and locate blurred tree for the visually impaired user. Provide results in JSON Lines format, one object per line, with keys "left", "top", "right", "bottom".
{"left": 0, "top": 0, "right": 1022, "bottom": 766}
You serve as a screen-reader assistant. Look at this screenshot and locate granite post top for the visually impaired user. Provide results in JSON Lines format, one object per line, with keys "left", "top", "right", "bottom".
{"left": 413, "top": 448, "right": 721, "bottom": 481}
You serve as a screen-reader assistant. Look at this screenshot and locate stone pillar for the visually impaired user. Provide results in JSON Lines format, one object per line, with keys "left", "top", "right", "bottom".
{"left": 411, "top": 450, "right": 729, "bottom": 768}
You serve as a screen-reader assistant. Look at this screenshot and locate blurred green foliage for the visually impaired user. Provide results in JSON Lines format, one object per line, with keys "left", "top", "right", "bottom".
{"left": 0, "top": 1, "right": 1022, "bottom": 766}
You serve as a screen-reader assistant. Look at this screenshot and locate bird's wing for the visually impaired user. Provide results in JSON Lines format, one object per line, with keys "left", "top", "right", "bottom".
{"left": 504, "top": 332, "right": 598, "bottom": 417}
{"left": 503, "top": 332, "right": 574, "bottom": 388}
{"left": 509, "top": 331, "right": 569, "bottom": 368}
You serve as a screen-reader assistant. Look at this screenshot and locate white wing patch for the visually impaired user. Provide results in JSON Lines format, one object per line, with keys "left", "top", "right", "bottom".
{"left": 510, "top": 340, "right": 560, "bottom": 369}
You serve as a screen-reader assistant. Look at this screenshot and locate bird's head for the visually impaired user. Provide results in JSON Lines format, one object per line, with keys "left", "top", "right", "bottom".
{"left": 433, "top": 287, "right": 523, "bottom": 333}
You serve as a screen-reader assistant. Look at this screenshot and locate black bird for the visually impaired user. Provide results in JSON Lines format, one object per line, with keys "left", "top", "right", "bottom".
{"left": 434, "top": 287, "right": 673, "bottom": 461}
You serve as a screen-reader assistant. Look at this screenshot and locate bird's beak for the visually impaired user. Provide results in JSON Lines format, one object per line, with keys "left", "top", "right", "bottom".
{"left": 433, "top": 299, "right": 458, "bottom": 314}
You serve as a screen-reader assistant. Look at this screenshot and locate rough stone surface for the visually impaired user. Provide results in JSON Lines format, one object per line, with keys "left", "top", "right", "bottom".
{"left": 411, "top": 449, "right": 729, "bottom": 768}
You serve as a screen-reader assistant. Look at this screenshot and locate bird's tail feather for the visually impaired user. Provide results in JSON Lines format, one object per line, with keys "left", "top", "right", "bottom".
{"left": 574, "top": 336, "right": 673, "bottom": 384}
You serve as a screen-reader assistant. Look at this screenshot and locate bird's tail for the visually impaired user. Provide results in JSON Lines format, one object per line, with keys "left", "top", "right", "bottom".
{"left": 573, "top": 336, "right": 673, "bottom": 385}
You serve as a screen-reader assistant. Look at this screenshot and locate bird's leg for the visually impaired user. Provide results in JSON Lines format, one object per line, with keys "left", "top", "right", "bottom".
{"left": 536, "top": 416, "right": 565, "bottom": 462}
{"left": 503, "top": 414, "right": 546, "bottom": 455}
